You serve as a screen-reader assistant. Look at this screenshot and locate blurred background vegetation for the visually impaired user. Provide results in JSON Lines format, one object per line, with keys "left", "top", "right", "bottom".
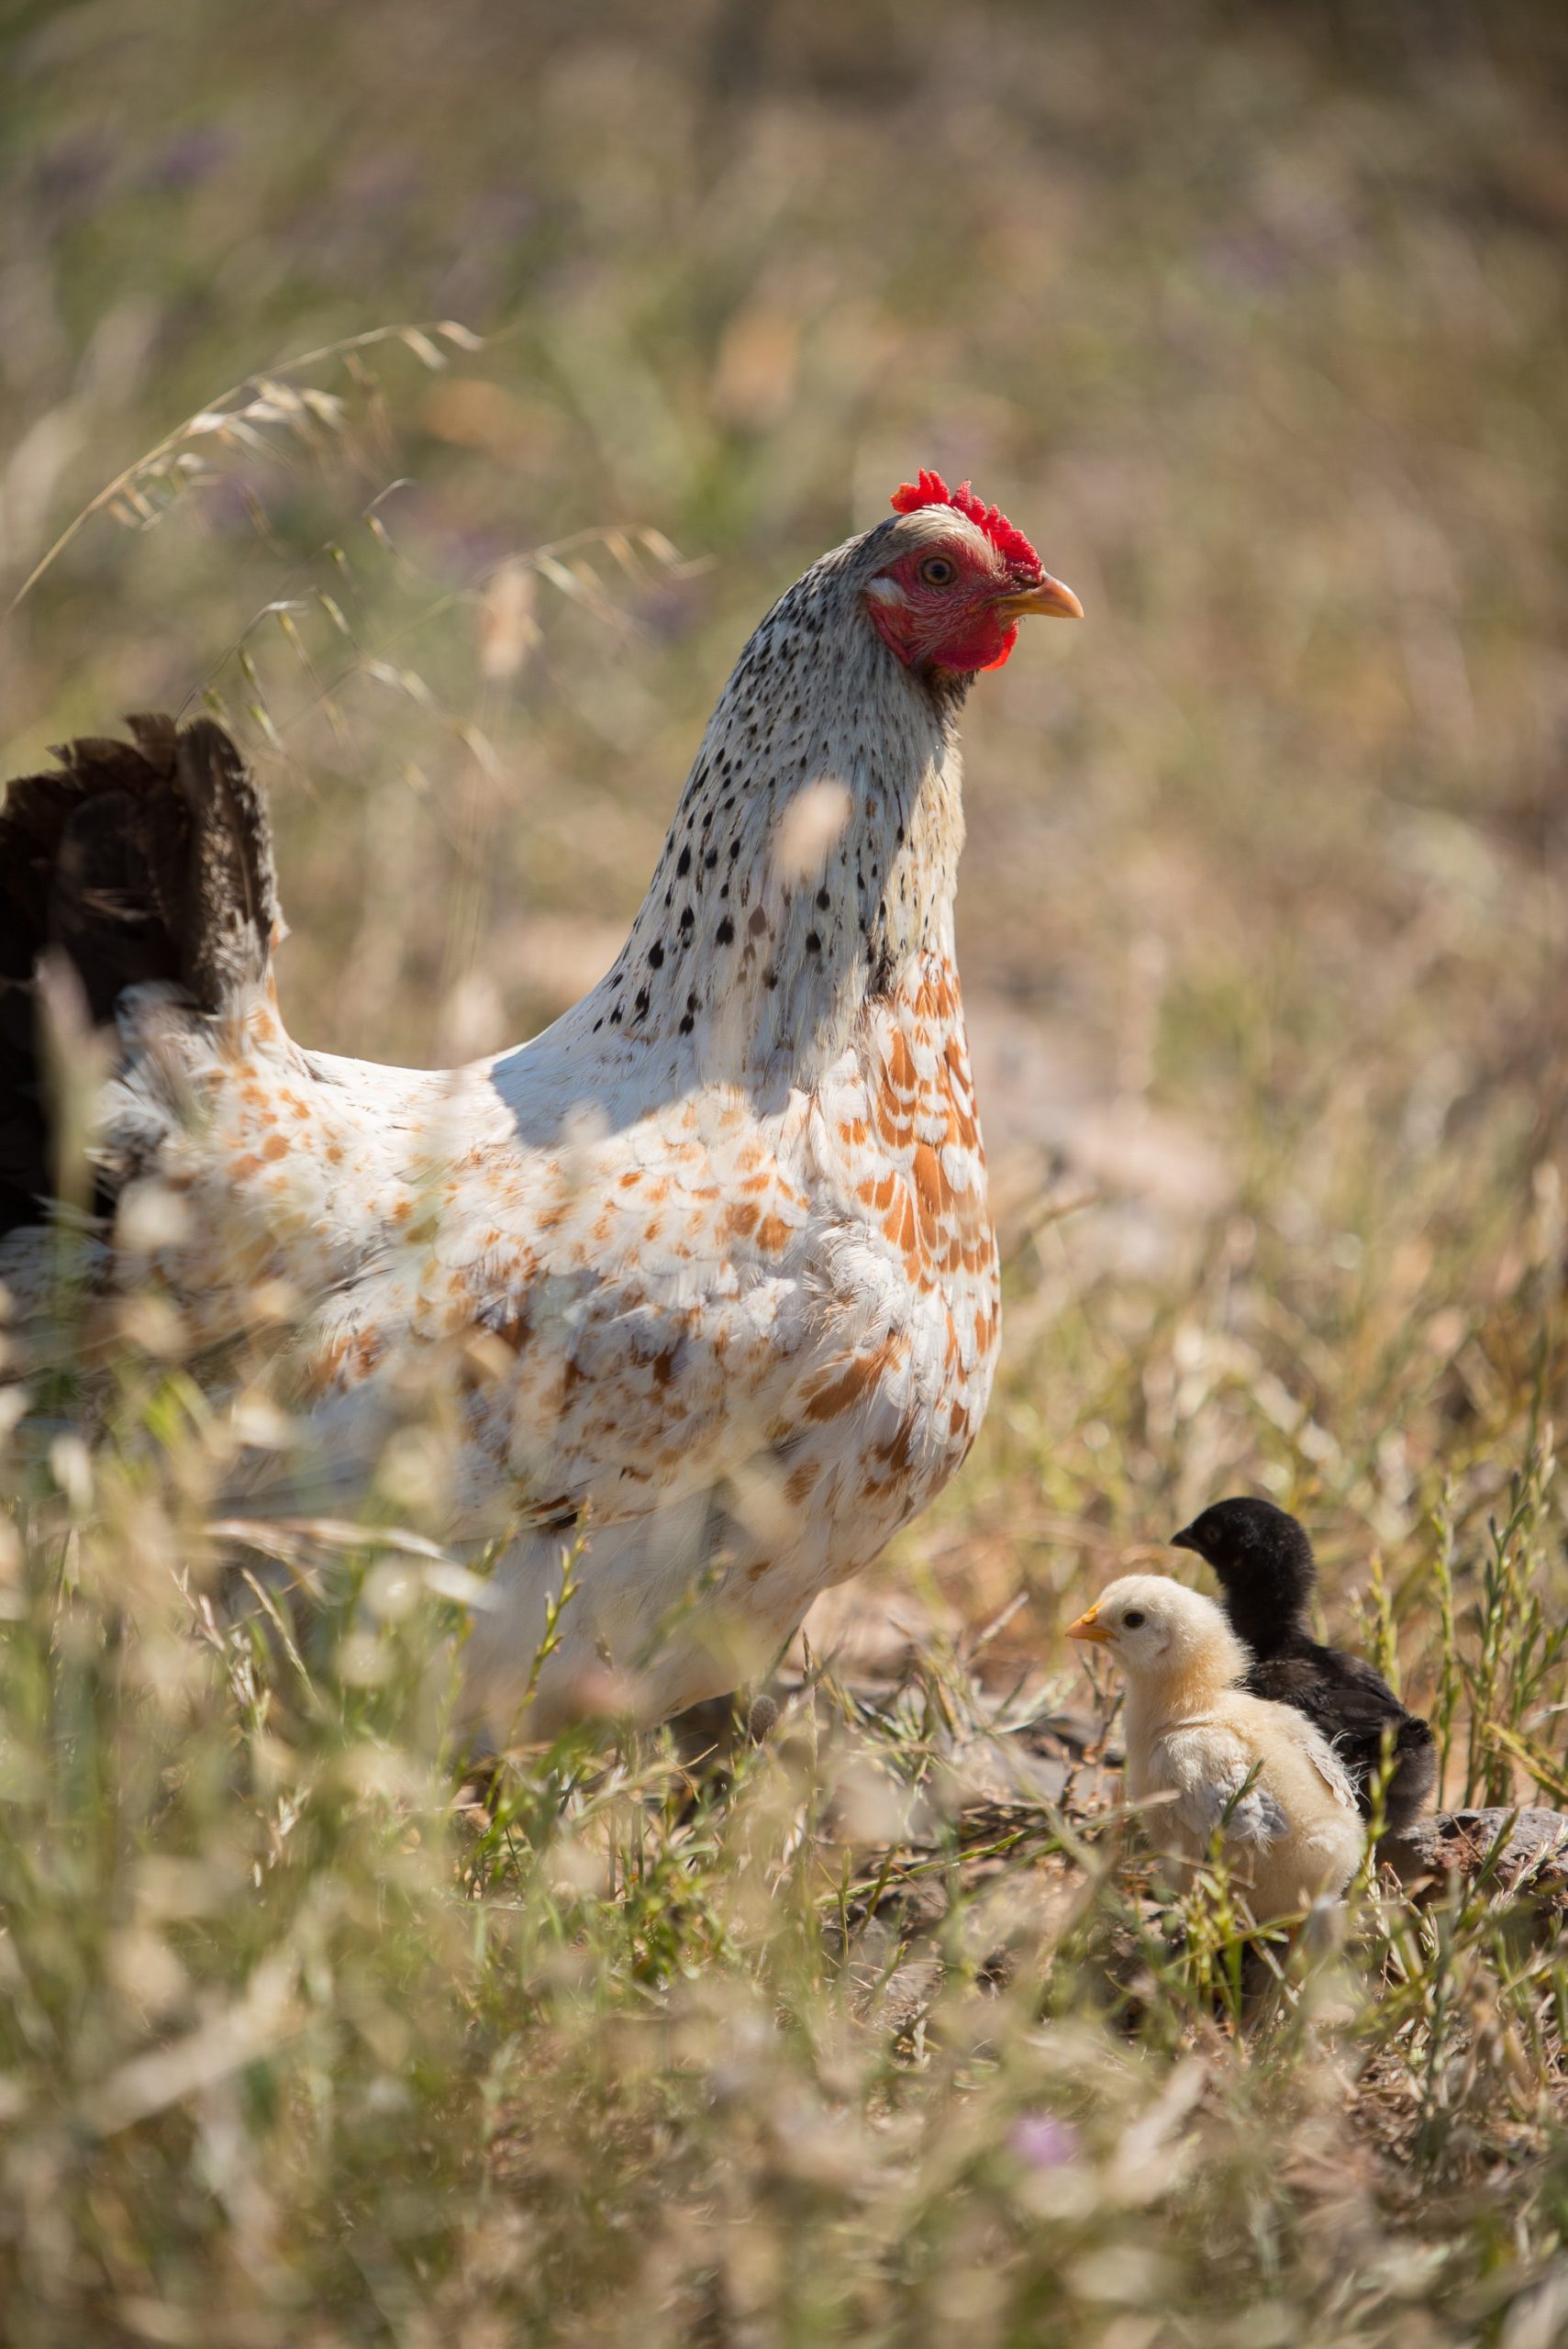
{"left": 1, "top": 0, "right": 1566, "bottom": 2340}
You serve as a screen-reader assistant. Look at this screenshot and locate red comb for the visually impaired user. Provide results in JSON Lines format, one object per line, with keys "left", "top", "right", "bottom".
{"left": 889, "top": 469, "right": 1041, "bottom": 575}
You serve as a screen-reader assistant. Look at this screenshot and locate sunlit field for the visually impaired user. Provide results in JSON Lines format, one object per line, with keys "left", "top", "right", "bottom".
{"left": 1, "top": 2, "right": 1565, "bottom": 2340}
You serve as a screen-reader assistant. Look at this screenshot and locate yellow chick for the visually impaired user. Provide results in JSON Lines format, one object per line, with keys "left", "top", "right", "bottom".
{"left": 1067, "top": 1573, "right": 1363, "bottom": 1920}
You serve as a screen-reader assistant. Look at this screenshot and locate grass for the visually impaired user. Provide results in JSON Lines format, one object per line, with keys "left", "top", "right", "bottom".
{"left": 1, "top": 0, "right": 1566, "bottom": 2340}
{"left": 1, "top": 1406, "right": 1566, "bottom": 2343}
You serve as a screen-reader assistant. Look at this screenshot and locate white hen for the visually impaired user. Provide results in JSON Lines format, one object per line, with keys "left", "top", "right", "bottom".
{"left": 0, "top": 472, "right": 1081, "bottom": 1741}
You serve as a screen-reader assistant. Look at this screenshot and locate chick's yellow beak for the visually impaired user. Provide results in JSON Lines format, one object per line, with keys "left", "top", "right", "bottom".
{"left": 1066, "top": 1605, "right": 1114, "bottom": 1645}
{"left": 995, "top": 574, "right": 1084, "bottom": 623}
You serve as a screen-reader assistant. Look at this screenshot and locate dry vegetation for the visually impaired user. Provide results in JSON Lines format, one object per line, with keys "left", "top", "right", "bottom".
{"left": 1, "top": 1, "right": 1566, "bottom": 2341}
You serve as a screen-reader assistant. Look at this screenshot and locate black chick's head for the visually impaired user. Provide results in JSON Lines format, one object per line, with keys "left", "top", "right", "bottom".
{"left": 1170, "top": 1497, "right": 1317, "bottom": 1650}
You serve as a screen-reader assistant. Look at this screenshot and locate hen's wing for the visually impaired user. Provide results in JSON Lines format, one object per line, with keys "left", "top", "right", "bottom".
{"left": 189, "top": 1011, "right": 969, "bottom": 1731}
{"left": 192, "top": 1011, "right": 956, "bottom": 1545}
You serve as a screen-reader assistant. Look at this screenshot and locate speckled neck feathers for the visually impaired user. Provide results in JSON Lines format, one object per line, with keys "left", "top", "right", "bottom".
{"left": 585, "top": 526, "right": 969, "bottom": 1091}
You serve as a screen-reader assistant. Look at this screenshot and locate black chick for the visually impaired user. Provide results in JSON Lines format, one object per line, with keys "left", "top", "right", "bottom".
{"left": 1170, "top": 1497, "right": 1436, "bottom": 1833}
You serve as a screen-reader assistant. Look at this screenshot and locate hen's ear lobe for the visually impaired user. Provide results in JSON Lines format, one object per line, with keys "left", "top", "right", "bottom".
{"left": 864, "top": 576, "right": 908, "bottom": 607}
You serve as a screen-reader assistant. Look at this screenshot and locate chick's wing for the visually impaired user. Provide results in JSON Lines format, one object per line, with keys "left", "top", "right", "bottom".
{"left": 1266, "top": 1701, "right": 1361, "bottom": 1810}
{"left": 1158, "top": 1724, "right": 1289, "bottom": 1848}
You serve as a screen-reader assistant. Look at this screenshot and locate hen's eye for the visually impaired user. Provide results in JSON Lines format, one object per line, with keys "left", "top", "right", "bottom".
{"left": 919, "top": 555, "right": 957, "bottom": 587}
{"left": 1122, "top": 1609, "right": 1145, "bottom": 1629}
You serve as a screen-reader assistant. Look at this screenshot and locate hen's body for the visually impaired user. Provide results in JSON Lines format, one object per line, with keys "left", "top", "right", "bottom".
{"left": 1, "top": 489, "right": 1073, "bottom": 1737}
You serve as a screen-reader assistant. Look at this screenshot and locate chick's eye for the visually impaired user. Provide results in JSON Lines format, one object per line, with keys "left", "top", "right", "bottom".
{"left": 919, "top": 555, "right": 957, "bottom": 587}
{"left": 1122, "top": 1609, "right": 1145, "bottom": 1629}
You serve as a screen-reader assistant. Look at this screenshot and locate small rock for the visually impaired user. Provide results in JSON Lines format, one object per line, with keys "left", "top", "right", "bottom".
{"left": 1378, "top": 1807, "right": 1568, "bottom": 1896}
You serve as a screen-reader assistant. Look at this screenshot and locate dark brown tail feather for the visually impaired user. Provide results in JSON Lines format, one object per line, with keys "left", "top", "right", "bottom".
{"left": 0, "top": 715, "right": 278, "bottom": 1239}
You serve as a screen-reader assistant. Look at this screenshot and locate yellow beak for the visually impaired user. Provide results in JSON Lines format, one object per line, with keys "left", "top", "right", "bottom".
{"left": 1066, "top": 1605, "right": 1114, "bottom": 1645}
{"left": 995, "top": 574, "right": 1084, "bottom": 623}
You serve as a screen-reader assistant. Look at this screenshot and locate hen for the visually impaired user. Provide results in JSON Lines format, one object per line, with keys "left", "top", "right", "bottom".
{"left": 0, "top": 472, "right": 1080, "bottom": 1739}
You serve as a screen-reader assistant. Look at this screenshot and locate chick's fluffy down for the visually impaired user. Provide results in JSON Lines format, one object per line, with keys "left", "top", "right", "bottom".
{"left": 1072, "top": 1573, "right": 1363, "bottom": 1920}
{"left": 1140, "top": 1693, "right": 1364, "bottom": 1918}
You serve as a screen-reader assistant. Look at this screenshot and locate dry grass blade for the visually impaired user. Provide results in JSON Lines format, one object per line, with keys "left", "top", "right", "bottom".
{"left": 4, "top": 321, "right": 483, "bottom": 619}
